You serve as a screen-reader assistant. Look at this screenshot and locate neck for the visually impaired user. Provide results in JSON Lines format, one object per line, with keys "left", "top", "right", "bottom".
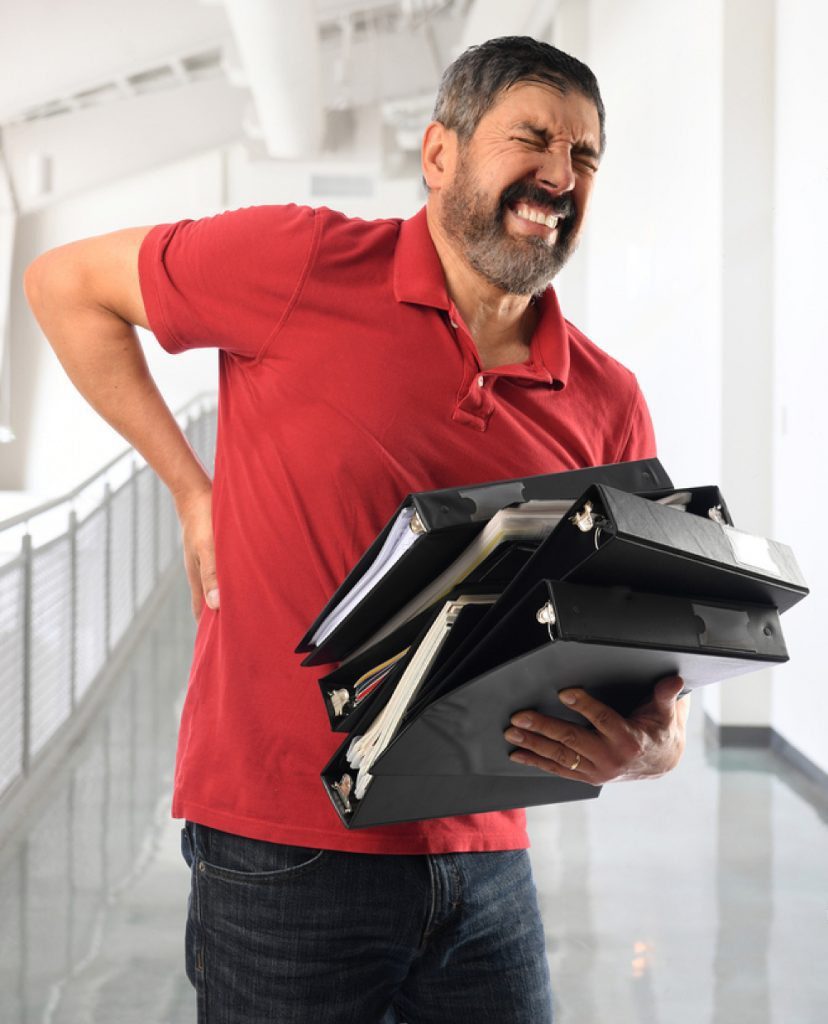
{"left": 426, "top": 204, "right": 537, "bottom": 367}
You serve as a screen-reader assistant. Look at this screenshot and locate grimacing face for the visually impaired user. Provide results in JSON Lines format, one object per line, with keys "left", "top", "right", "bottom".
{"left": 437, "top": 81, "right": 602, "bottom": 296}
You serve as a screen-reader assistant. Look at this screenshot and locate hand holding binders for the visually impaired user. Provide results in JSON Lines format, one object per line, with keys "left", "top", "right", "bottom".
{"left": 320, "top": 580, "right": 790, "bottom": 828}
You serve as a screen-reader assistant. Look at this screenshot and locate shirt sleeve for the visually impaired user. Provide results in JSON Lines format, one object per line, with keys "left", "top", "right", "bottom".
{"left": 615, "top": 380, "right": 657, "bottom": 462}
{"left": 137, "top": 203, "right": 318, "bottom": 359}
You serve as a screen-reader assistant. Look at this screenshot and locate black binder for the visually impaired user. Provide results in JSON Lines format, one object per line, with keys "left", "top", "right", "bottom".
{"left": 546, "top": 484, "right": 809, "bottom": 612}
{"left": 297, "top": 458, "right": 671, "bottom": 666}
{"left": 321, "top": 580, "right": 788, "bottom": 828}
{"left": 398, "top": 483, "right": 808, "bottom": 711}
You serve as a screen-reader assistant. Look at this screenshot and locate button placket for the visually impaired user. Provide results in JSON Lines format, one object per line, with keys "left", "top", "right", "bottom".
{"left": 444, "top": 310, "right": 502, "bottom": 430}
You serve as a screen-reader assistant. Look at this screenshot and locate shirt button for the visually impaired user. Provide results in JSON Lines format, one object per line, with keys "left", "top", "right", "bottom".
{"left": 477, "top": 374, "right": 485, "bottom": 387}
{"left": 450, "top": 319, "right": 459, "bottom": 329}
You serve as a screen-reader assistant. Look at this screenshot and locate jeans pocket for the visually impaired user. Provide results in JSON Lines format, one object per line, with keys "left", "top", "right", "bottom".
{"left": 181, "top": 823, "right": 195, "bottom": 869}
{"left": 194, "top": 824, "right": 328, "bottom": 883}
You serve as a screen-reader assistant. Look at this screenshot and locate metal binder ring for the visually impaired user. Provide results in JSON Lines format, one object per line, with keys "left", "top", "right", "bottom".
{"left": 536, "top": 602, "right": 557, "bottom": 643}
{"left": 594, "top": 526, "right": 603, "bottom": 550}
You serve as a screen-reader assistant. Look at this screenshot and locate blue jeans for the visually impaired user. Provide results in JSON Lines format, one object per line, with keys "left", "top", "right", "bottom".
{"left": 181, "top": 822, "right": 553, "bottom": 1023}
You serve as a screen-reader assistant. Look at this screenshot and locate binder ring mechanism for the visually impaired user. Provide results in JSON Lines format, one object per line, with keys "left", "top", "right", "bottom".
{"left": 536, "top": 601, "right": 557, "bottom": 642}
{"left": 329, "top": 688, "right": 351, "bottom": 717}
{"left": 568, "top": 500, "right": 610, "bottom": 550}
{"left": 332, "top": 773, "right": 354, "bottom": 814}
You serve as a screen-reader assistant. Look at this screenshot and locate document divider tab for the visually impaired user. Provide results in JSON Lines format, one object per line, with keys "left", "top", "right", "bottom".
{"left": 318, "top": 584, "right": 501, "bottom": 732}
{"left": 297, "top": 458, "right": 672, "bottom": 664}
{"left": 317, "top": 609, "right": 437, "bottom": 733}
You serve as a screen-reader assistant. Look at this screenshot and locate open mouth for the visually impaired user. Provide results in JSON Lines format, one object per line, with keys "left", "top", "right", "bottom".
{"left": 504, "top": 201, "right": 564, "bottom": 245}
{"left": 510, "top": 202, "right": 560, "bottom": 230}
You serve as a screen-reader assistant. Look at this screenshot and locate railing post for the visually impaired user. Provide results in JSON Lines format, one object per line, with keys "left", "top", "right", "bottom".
{"left": 0, "top": 394, "right": 217, "bottom": 815}
{"left": 103, "top": 481, "right": 112, "bottom": 656}
{"left": 130, "top": 459, "right": 138, "bottom": 615}
{"left": 152, "top": 471, "right": 160, "bottom": 586}
{"left": 198, "top": 407, "right": 207, "bottom": 467}
{"left": 68, "top": 508, "right": 78, "bottom": 712}
{"left": 20, "top": 532, "right": 33, "bottom": 778}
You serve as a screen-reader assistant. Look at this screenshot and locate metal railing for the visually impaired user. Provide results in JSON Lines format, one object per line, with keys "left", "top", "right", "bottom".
{"left": 0, "top": 392, "right": 217, "bottom": 801}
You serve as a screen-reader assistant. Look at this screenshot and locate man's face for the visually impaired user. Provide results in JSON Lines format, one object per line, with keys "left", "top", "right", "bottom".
{"left": 436, "top": 81, "right": 602, "bottom": 296}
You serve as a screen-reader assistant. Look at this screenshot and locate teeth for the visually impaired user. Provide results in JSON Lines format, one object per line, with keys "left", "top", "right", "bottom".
{"left": 515, "top": 204, "right": 559, "bottom": 230}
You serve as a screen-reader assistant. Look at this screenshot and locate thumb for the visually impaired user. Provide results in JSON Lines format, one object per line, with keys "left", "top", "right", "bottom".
{"left": 200, "top": 553, "right": 219, "bottom": 611}
{"left": 654, "top": 675, "right": 685, "bottom": 704}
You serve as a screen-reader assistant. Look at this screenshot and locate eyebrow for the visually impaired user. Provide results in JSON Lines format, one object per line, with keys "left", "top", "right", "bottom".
{"left": 512, "top": 121, "right": 601, "bottom": 163}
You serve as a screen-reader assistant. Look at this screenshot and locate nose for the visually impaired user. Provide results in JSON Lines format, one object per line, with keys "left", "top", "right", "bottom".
{"left": 536, "top": 146, "right": 576, "bottom": 195}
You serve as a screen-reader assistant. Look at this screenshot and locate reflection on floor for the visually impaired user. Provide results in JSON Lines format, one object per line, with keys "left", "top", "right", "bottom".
{"left": 0, "top": 575, "right": 826, "bottom": 1024}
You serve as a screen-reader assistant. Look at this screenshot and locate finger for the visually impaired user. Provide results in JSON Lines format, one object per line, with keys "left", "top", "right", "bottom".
{"left": 504, "top": 725, "right": 585, "bottom": 769}
{"left": 509, "top": 746, "right": 596, "bottom": 781}
{"left": 508, "top": 710, "right": 595, "bottom": 751}
{"left": 183, "top": 550, "right": 204, "bottom": 621}
{"left": 555, "top": 689, "right": 628, "bottom": 740}
{"left": 505, "top": 710, "right": 602, "bottom": 765}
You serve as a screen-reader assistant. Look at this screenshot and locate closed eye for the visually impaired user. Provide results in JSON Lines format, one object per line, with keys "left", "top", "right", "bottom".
{"left": 573, "top": 153, "right": 599, "bottom": 173}
{"left": 512, "top": 135, "right": 545, "bottom": 148}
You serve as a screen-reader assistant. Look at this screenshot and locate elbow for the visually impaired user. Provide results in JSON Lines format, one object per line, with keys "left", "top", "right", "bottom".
{"left": 22, "top": 257, "right": 44, "bottom": 309}
{"left": 23, "top": 248, "right": 77, "bottom": 314}
{"left": 22, "top": 252, "right": 59, "bottom": 312}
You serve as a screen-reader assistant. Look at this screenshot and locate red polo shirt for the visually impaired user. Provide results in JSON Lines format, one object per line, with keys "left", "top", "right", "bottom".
{"left": 138, "top": 203, "right": 656, "bottom": 854}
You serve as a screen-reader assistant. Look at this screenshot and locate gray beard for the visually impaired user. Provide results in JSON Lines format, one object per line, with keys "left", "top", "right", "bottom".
{"left": 439, "top": 166, "right": 577, "bottom": 296}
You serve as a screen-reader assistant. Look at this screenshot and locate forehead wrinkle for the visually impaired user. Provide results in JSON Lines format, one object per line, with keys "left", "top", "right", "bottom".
{"left": 508, "top": 117, "right": 600, "bottom": 161}
{"left": 490, "top": 80, "right": 601, "bottom": 152}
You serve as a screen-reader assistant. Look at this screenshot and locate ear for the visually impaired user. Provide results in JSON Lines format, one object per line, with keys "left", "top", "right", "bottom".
{"left": 421, "top": 121, "right": 456, "bottom": 190}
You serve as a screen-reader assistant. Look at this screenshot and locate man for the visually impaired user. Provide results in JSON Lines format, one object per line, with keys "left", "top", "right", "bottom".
{"left": 25, "top": 35, "right": 688, "bottom": 1024}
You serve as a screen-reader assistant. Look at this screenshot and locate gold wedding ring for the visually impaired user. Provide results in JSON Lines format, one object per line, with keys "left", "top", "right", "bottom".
{"left": 569, "top": 753, "right": 581, "bottom": 771}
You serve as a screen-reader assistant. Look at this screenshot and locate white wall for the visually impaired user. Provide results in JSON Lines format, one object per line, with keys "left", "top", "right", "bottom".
{"left": 770, "top": 0, "right": 828, "bottom": 774}
{"left": 578, "top": 0, "right": 724, "bottom": 488}
{"left": 706, "top": 0, "right": 776, "bottom": 731}
{"left": 555, "top": 0, "right": 825, "bottom": 774}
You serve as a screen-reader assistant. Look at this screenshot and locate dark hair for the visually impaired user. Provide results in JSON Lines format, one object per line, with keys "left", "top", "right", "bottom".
{"left": 432, "top": 35, "right": 606, "bottom": 155}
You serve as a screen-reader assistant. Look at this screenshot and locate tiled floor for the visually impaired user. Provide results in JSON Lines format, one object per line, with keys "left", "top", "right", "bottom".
{"left": 0, "top": 576, "right": 826, "bottom": 1023}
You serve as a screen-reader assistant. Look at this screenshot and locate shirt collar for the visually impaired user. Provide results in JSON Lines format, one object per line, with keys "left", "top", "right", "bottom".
{"left": 393, "top": 206, "right": 450, "bottom": 310}
{"left": 393, "top": 205, "right": 571, "bottom": 389}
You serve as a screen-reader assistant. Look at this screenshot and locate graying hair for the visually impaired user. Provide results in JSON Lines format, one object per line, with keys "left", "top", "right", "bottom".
{"left": 432, "top": 35, "right": 606, "bottom": 155}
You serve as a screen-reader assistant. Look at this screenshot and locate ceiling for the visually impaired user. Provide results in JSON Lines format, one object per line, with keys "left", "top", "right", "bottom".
{"left": 0, "top": 0, "right": 559, "bottom": 213}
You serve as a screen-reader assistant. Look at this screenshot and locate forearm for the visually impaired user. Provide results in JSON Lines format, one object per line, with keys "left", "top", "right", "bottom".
{"left": 24, "top": 262, "right": 210, "bottom": 507}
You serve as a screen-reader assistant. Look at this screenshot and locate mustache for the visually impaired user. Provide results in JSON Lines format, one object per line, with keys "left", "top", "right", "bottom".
{"left": 499, "top": 182, "right": 575, "bottom": 221}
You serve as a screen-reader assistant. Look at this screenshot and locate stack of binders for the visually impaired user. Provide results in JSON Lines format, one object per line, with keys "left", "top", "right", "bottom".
{"left": 296, "top": 459, "right": 809, "bottom": 829}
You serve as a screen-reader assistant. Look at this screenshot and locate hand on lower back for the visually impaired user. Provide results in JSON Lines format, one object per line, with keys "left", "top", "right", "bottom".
{"left": 175, "top": 485, "right": 218, "bottom": 620}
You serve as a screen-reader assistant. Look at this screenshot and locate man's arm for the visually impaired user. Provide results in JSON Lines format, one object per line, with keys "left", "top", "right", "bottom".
{"left": 23, "top": 228, "right": 218, "bottom": 620}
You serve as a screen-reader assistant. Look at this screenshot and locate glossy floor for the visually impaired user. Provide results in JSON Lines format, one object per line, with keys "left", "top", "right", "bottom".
{"left": 0, "top": 577, "right": 826, "bottom": 1024}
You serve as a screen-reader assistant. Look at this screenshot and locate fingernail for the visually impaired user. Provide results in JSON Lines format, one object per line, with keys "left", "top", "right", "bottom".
{"left": 510, "top": 752, "right": 529, "bottom": 765}
{"left": 511, "top": 714, "right": 532, "bottom": 729}
{"left": 504, "top": 727, "right": 524, "bottom": 743}
{"left": 559, "top": 690, "right": 577, "bottom": 705}
{"left": 206, "top": 589, "right": 220, "bottom": 610}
